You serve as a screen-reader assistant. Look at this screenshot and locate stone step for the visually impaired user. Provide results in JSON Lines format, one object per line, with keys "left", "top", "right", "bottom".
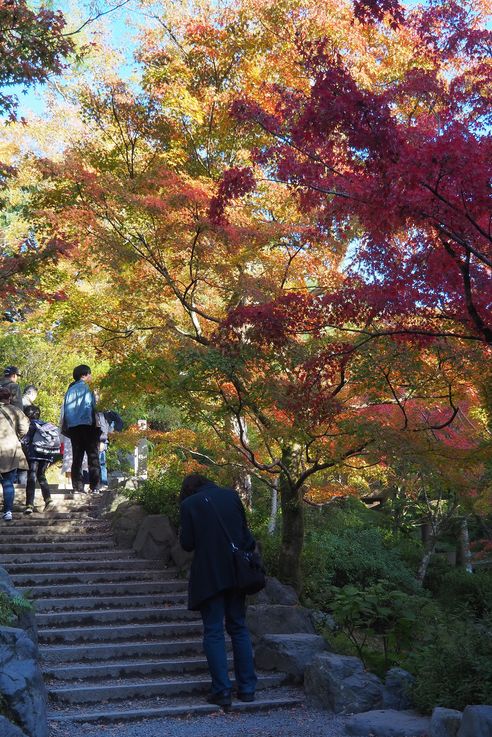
{"left": 45, "top": 655, "right": 221, "bottom": 681}
{"left": 38, "top": 620, "right": 203, "bottom": 644}
{"left": 48, "top": 673, "right": 285, "bottom": 704}
{"left": 0, "top": 541, "right": 116, "bottom": 554}
{"left": 0, "top": 549, "right": 135, "bottom": 564}
{"left": 7, "top": 558, "right": 164, "bottom": 575}
{"left": 34, "top": 592, "right": 188, "bottom": 611}
{"left": 40, "top": 638, "right": 204, "bottom": 663}
{"left": 37, "top": 606, "right": 199, "bottom": 627}
{"left": 0, "top": 520, "right": 109, "bottom": 531}
{"left": 18, "top": 580, "right": 186, "bottom": 598}
{"left": 48, "top": 693, "right": 304, "bottom": 722}
{"left": 2, "top": 514, "right": 104, "bottom": 524}
{"left": 11, "top": 569, "right": 172, "bottom": 586}
{"left": 0, "top": 534, "right": 110, "bottom": 545}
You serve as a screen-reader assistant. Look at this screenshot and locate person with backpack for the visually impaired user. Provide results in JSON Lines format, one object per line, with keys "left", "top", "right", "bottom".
{"left": 62, "top": 365, "right": 100, "bottom": 494}
{"left": 0, "top": 387, "right": 29, "bottom": 521}
{"left": 23, "top": 405, "right": 59, "bottom": 514}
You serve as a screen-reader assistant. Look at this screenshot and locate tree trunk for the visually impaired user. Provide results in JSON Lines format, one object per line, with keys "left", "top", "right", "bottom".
{"left": 268, "top": 478, "right": 279, "bottom": 535}
{"left": 417, "top": 538, "right": 435, "bottom": 585}
{"left": 458, "top": 517, "right": 473, "bottom": 573}
{"left": 278, "top": 451, "right": 304, "bottom": 591}
{"left": 233, "top": 469, "right": 253, "bottom": 510}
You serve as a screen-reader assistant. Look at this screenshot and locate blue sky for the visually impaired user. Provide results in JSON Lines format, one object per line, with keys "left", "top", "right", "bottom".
{"left": 5, "top": 0, "right": 146, "bottom": 120}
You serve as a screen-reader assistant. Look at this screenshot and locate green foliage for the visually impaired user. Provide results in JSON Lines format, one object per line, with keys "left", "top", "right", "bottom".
{"left": 123, "top": 471, "right": 181, "bottom": 528}
{"left": 331, "top": 581, "right": 438, "bottom": 670}
{"left": 0, "top": 591, "right": 32, "bottom": 626}
{"left": 302, "top": 526, "right": 418, "bottom": 611}
{"left": 405, "top": 616, "right": 492, "bottom": 712}
{"left": 435, "top": 569, "right": 492, "bottom": 619}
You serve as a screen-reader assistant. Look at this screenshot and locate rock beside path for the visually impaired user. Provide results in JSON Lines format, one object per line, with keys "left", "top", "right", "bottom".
{"left": 0, "top": 716, "right": 28, "bottom": 737}
{"left": 111, "top": 502, "right": 146, "bottom": 547}
{"left": 430, "top": 707, "right": 463, "bottom": 737}
{"left": 246, "top": 604, "right": 316, "bottom": 640}
{"left": 304, "top": 652, "right": 383, "bottom": 714}
{"left": 255, "top": 633, "right": 328, "bottom": 682}
{"left": 132, "top": 514, "right": 177, "bottom": 561}
{"left": 345, "top": 709, "right": 430, "bottom": 736}
{"left": 0, "top": 626, "right": 48, "bottom": 737}
{"left": 458, "top": 706, "right": 492, "bottom": 737}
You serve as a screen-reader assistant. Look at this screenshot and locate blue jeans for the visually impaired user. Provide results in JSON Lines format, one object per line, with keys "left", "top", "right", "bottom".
{"left": 1, "top": 469, "right": 17, "bottom": 513}
{"left": 200, "top": 589, "right": 257, "bottom": 696}
{"left": 99, "top": 450, "right": 108, "bottom": 485}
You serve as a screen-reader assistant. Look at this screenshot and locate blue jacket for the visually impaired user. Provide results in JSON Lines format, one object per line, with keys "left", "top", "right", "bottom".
{"left": 63, "top": 380, "right": 96, "bottom": 429}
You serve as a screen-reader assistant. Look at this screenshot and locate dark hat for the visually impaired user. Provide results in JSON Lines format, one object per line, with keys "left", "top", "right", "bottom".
{"left": 4, "top": 366, "right": 21, "bottom": 377}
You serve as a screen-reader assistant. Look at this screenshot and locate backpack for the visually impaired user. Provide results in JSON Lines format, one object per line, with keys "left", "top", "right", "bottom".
{"left": 31, "top": 421, "right": 61, "bottom": 457}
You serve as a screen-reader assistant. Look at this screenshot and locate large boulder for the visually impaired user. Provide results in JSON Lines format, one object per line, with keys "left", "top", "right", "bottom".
{"left": 0, "top": 717, "right": 28, "bottom": 737}
{"left": 0, "top": 627, "right": 48, "bottom": 737}
{"left": 170, "top": 540, "right": 193, "bottom": 571}
{"left": 345, "top": 709, "right": 430, "bottom": 736}
{"left": 431, "top": 707, "right": 463, "bottom": 737}
{"left": 0, "top": 569, "right": 37, "bottom": 646}
{"left": 458, "top": 706, "right": 492, "bottom": 737}
{"left": 255, "top": 633, "right": 328, "bottom": 683}
{"left": 246, "top": 605, "right": 316, "bottom": 640}
{"left": 111, "top": 502, "right": 147, "bottom": 547}
{"left": 304, "top": 652, "right": 383, "bottom": 714}
{"left": 382, "top": 668, "right": 415, "bottom": 710}
{"left": 133, "top": 515, "right": 177, "bottom": 562}
{"left": 250, "top": 577, "right": 299, "bottom": 606}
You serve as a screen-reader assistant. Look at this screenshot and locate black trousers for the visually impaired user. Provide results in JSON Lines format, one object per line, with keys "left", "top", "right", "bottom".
{"left": 26, "top": 460, "right": 51, "bottom": 506}
{"left": 67, "top": 425, "right": 100, "bottom": 492}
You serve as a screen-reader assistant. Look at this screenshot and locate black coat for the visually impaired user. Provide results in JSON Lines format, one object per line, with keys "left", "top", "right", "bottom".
{"left": 179, "top": 482, "right": 256, "bottom": 611}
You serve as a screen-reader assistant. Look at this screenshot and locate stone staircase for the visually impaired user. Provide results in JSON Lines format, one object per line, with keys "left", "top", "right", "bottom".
{"left": 1, "top": 488, "right": 302, "bottom": 723}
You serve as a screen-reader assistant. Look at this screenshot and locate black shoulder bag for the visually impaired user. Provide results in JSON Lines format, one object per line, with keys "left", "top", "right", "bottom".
{"left": 205, "top": 496, "right": 266, "bottom": 595}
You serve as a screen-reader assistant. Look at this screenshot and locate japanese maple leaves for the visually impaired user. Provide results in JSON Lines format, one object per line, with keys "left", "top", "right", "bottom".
{"left": 218, "top": 1, "right": 491, "bottom": 346}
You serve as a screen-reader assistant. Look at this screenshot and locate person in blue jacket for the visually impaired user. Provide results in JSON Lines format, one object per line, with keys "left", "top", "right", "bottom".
{"left": 62, "top": 365, "right": 100, "bottom": 494}
{"left": 179, "top": 473, "right": 257, "bottom": 709}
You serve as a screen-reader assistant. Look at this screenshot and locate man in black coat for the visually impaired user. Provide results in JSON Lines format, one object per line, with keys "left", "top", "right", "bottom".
{"left": 179, "top": 473, "right": 257, "bottom": 708}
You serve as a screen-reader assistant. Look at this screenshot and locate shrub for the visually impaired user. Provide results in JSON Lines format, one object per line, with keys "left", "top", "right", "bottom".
{"left": 0, "top": 591, "right": 32, "bottom": 627}
{"left": 301, "top": 526, "right": 418, "bottom": 610}
{"left": 405, "top": 615, "right": 492, "bottom": 712}
{"left": 124, "top": 471, "right": 181, "bottom": 528}
{"left": 436, "top": 568, "right": 492, "bottom": 619}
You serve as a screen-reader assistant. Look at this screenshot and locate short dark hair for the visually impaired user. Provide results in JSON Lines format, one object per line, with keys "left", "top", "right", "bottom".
{"left": 73, "top": 364, "right": 91, "bottom": 381}
{"left": 180, "top": 473, "right": 211, "bottom": 503}
{"left": 25, "top": 405, "right": 41, "bottom": 420}
{"left": 0, "top": 388, "right": 11, "bottom": 403}
{"left": 23, "top": 384, "right": 37, "bottom": 395}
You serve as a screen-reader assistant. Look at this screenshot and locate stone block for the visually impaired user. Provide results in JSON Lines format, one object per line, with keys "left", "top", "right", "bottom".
{"left": 304, "top": 652, "right": 383, "bottom": 714}
{"left": 458, "top": 705, "right": 492, "bottom": 737}
{"left": 0, "top": 627, "right": 48, "bottom": 737}
{"left": 170, "top": 541, "right": 193, "bottom": 571}
{"left": 345, "top": 709, "right": 430, "bottom": 736}
{"left": 246, "top": 605, "right": 316, "bottom": 640}
{"left": 382, "top": 668, "right": 415, "bottom": 710}
{"left": 250, "top": 577, "right": 299, "bottom": 606}
{"left": 0, "top": 716, "right": 28, "bottom": 737}
{"left": 255, "top": 633, "right": 327, "bottom": 682}
{"left": 111, "top": 502, "right": 147, "bottom": 547}
{"left": 430, "top": 707, "right": 463, "bottom": 737}
{"left": 133, "top": 515, "right": 177, "bottom": 562}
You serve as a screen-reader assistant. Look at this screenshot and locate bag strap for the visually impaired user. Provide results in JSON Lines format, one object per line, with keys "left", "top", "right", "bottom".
{"left": 0, "top": 406, "right": 16, "bottom": 432}
{"left": 204, "top": 495, "right": 238, "bottom": 551}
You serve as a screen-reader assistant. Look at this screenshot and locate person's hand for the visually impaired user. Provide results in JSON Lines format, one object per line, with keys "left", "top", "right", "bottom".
{"left": 99, "top": 442, "right": 105, "bottom": 452}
